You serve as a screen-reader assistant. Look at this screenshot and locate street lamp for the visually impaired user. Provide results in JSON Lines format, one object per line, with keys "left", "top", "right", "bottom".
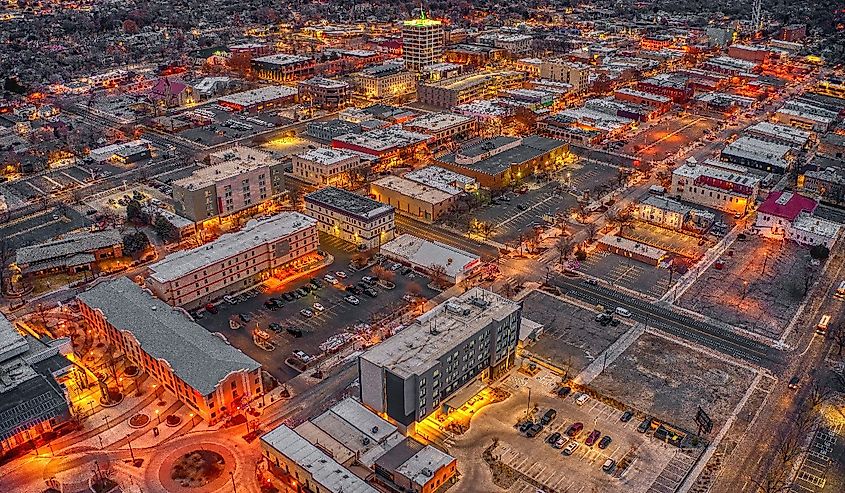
{"left": 155, "top": 409, "right": 161, "bottom": 426}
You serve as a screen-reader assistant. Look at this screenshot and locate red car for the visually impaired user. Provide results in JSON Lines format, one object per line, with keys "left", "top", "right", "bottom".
{"left": 566, "top": 422, "right": 583, "bottom": 437}
{"left": 585, "top": 430, "right": 601, "bottom": 447}
{"left": 205, "top": 303, "right": 218, "bottom": 314}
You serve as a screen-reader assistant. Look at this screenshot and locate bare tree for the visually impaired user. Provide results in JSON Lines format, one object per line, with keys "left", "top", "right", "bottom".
{"left": 830, "top": 324, "right": 845, "bottom": 356}
{"left": 585, "top": 223, "right": 598, "bottom": 243}
{"left": 429, "top": 264, "right": 447, "bottom": 289}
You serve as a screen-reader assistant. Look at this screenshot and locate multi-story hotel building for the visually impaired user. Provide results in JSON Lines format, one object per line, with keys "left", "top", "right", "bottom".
{"left": 251, "top": 54, "right": 315, "bottom": 82}
{"left": 146, "top": 213, "right": 319, "bottom": 308}
{"left": 354, "top": 63, "right": 416, "bottom": 100}
{"left": 401, "top": 15, "right": 444, "bottom": 71}
{"left": 297, "top": 76, "right": 351, "bottom": 109}
{"left": 77, "top": 277, "right": 263, "bottom": 423}
{"left": 417, "top": 71, "right": 525, "bottom": 109}
{"left": 172, "top": 146, "right": 285, "bottom": 223}
{"left": 671, "top": 159, "right": 760, "bottom": 215}
{"left": 359, "top": 287, "right": 520, "bottom": 433}
{"left": 539, "top": 60, "right": 590, "bottom": 93}
{"left": 290, "top": 148, "right": 361, "bottom": 188}
{"left": 304, "top": 187, "right": 395, "bottom": 249}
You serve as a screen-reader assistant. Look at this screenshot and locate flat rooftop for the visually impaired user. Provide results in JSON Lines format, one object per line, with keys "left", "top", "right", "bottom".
{"left": 673, "top": 159, "right": 760, "bottom": 189}
{"left": 405, "top": 112, "right": 474, "bottom": 133}
{"left": 218, "top": 85, "right": 298, "bottom": 107}
{"left": 372, "top": 176, "right": 454, "bottom": 204}
{"left": 333, "top": 127, "right": 430, "bottom": 152}
{"left": 148, "top": 213, "right": 316, "bottom": 283}
{"left": 16, "top": 229, "right": 122, "bottom": 266}
{"left": 261, "top": 425, "right": 379, "bottom": 493}
{"left": 294, "top": 147, "right": 357, "bottom": 166}
{"left": 746, "top": 121, "right": 811, "bottom": 147}
{"left": 404, "top": 165, "right": 476, "bottom": 195}
{"left": 722, "top": 136, "right": 792, "bottom": 165}
{"left": 438, "top": 134, "right": 566, "bottom": 176}
{"left": 360, "top": 287, "right": 517, "bottom": 378}
{"left": 252, "top": 53, "right": 313, "bottom": 66}
{"left": 77, "top": 277, "right": 260, "bottom": 395}
{"left": 305, "top": 187, "right": 394, "bottom": 220}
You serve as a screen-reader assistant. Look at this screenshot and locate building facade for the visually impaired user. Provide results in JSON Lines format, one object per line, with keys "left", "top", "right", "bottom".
{"left": 146, "top": 213, "right": 319, "bottom": 308}
{"left": 298, "top": 77, "right": 351, "bottom": 109}
{"left": 540, "top": 60, "right": 590, "bottom": 93}
{"left": 402, "top": 16, "right": 444, "bottom": 71}
{"left": 359, "top": 288, "right": 520, "bottom": 433}
{"left": 370, "top": 176, "right": 458, "bottom": 223}
{"left": 304, "top": 187, "right": 395, "bottom": 249}
{"left": 291, "top": 148, "right": 361, "bottom": 188}
{"left": 417, "top": 71, "right": 525, "bottom": 109}
{"left": 78, "top": 277, "right": 263, "bottom": 423}
{"left": 172, "top": 146, "right": 285, "bottom": 223}
{"left": 671, "top": 159, "right": 760, "bottom": 214}
{"left": 354, "top": 63, "right": 416, "bottom": 100}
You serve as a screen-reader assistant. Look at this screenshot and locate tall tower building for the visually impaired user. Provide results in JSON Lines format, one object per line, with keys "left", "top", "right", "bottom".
{"left": 402, "top": 11, "right": 444, "bottom": 71}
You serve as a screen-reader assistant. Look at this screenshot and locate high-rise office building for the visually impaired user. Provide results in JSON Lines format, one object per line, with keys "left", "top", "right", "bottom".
{"left": 402, "top": 12, "right": 444, "bottom": 71}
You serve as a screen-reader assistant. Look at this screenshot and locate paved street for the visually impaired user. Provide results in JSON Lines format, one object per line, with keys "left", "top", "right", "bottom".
{"left": 395, "top": 215, "right": 500, "bottom": 259}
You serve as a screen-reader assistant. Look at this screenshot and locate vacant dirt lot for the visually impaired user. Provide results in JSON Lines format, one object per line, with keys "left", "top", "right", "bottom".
{"left": 589, "top": 332, "right": 755, "bottom": 434}
{"left": 677, "top": 236, "right": 815, "bottom": 339}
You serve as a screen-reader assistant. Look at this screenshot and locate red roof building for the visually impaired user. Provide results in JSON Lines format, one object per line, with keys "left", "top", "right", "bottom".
{"left": 756, "top": 191, "right": 817, "bottom": 221}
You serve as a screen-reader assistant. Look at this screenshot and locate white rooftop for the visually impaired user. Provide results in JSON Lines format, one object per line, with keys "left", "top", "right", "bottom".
{"left": 405, "top": 112, "right": 475, "bottom": 133}
{"left": 295, "top": 148, "right": 358, "bottom": 166}
{"left": 404, "top": 166, "right": 476, "bottom": 195}
{"left": 333, "top": 127, "right": 430, "bottom": 152}
{"left": 148, "top": 213, "right": 316, "bottom": 283}
{"left": 746, "top": 121, "right": 812, "bottom": 148}
{"left": 396, "top": 446, "right": 455, "bottom": 488}
{"left": 372, "top": 176, "right": 454, "bottom": 204}
{"left": 218, "top": 85, "right": 298, "bottom": 107}
{"left": 598, "top": 235, "right": 667, "bottom": 261}
{"left": 252, "top": 53, "right": 312, "bottom": 66}
{"left": 261, "top": 425, "right": 379, "bottom": 493}
{"left": 360, "top": 287, "right": 517, "bottom": 378}
{"left": 175, "top": 147, "right": 277, "bottom": 190}
{"left": 673, "top": 159, "right": 760, "bottom": 190}
{"left": 792, "top": 212, "right": 841, "bottom": 239}
{"left": 722, "top": 136, "right": 792, "bottom": 168}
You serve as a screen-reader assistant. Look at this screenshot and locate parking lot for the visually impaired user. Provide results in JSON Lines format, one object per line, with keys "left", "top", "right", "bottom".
{"left": 0, "top": 206, "right": 91, "bottom": 250}
{"left": 621, "top": 222, "right": 713, "bottom": 260}
{"left": 5, "top": 162, "right": 107, "bottom": 202}
{"left": 460, "top": 161, "right": 620, "bottom": 244}
{"left": 521, "top": 290, "right": 629, "bottom": 374}
{"left": 171, "top": 104, "right": 293, "bottom": 147}
{"left": 195, "top": 232, "right": 437, "bottom": 383}
{"left": 452, "top": 368, "right": 685, "bottom": 493}
{"left": 620, "top": 114, "right": 720, "bottom": 163}
{"left": 577, "top": 250, "right": 673, "bottom": 300}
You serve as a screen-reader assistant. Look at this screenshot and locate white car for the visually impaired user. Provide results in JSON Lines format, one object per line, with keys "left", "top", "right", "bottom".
{"left": 313, "top": 303, "right": 325, "bottom": 312}
{"left": 300, "top": 309, "right": 314, "bottom": 318}
{"left": 562, "top": 441, "right": 580, "bottom": 456}
{"left": 335, "top": 271, "right": 348, "bottom": 279}
{"left": 615, "top": 307, "right": 632, "bottom": 318}
{"left": 344, "top": 295, "right": 360, "bottom": 305}
{"left": 576, "top": 393, "right": 590, "bottom": 406}
{"left": 324, "top": 274, "right": 338, "bottom": 285}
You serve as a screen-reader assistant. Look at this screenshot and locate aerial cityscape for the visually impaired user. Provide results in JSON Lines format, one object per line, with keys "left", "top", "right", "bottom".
{"left": 0, "top": 0, "right": 844, "bottom": 492}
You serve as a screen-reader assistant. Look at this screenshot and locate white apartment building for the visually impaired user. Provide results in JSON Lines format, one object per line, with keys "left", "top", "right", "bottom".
{"left": 354, "top": 63, "right": 416, "bottom": 99}
{"left": 540, "top": 60, "right": 590, "bottom": 93}
{"left": 146, "top": 212, "right": 319, "bottom": 308}
{"left": 304, "top": 187, "right": 395, "bottom": 249}
{"left": 290, "top": 148, "right": 361, "bottom": 187}
{"left": 172, "top": 146, "right": 285, "bottom": 222}
{"left": 671, "top": 159, "right": 760, "bottom": 215}
{"left": 402, "top": 16, "right": 445, "bottom": 71}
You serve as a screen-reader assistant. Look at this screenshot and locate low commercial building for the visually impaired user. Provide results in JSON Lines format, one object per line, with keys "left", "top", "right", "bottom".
{"left": 436, "top": 135, "right": 569, "bottom": 190}
{"left": 613, "top": 88, "right": 673, "bottom": 112}
{"left": 380, "top": 233, "right": 481, "bottom": 284}
{"left": 721, "top": 136, "right": 795, "bottom": 174}
{"left": 89, "top": 139, "right": 152, "bottom": 163}
{"left": 773, "top": 101, "right": 837, "bottom": 132}
{"left": 634, "top": 195, "right": 715, "bottom": 233}
{"left": 359, "top": 287, "right": 519, "bottom": 433}
{"left": 172, "top": 146, "right": 285, "bottom": 223}
{"left": 304, "top": 187, "right": 395, "bottom": 249}
{"left": 354, "top": 63, "right": 416, "bottom": 100}
{"left": 370, "top": 176, "right": 458, "bottom": 223}
{"left": 819, "top": 133, "right": 845, "bottom": 159}
{"left": 332, "top": 127, "right": 430, "bottom": 168}
{"left": 15, "top": 229, "right": 123, "bottom": 276}
{"left": 404, "top": 166, "right": 478, "bottom": 194}
{"left": 305, "top": 119, "right": 362, "bottom": 142}
{"left": 146, "top": 213, "right": 319, "bottom": 308}
{"left": 403, "top": 112, "right": 477, "bottom": 149}
{"left": 754, "top": 191, "right": 841, "bottom": 247}
{"left": 261, "top": 424, "right": 380, "bottom": 493}
{"left": 298, "top": 77, "right": 351, "bottom": 109}
{"left": 802, "top": 166, "right": 845, "bottom": 206}
{"left": 0, "top": 315, "right": 73, "bottom": 455}
{"left": 537, "top": 115, "right": 605, "bottom": 145}
{"left": 597, "top": 235, "right": 669, "bottom": 266}
{"left": 417, "top": 71, "right": 525, "bottom": 109}
{"left": 252, "top": 54, "right": 315, "bottom": 81}
{"left": 637, "top": 73, "right": 693, "bottom": 103}
{"left": 217, "top": 86, "right": 298, "bottom": 113}
{"left": 373, "top": 437, "right": 457, "bottom": 493}
{"left": 670, "top": 159, "right": 760, "bottom": 215}
{"left": 744, "top": 121, "right": 813, "bottom": 150}
{"left": 78, "top": 277, "right": 263, "bottom": 423}
{"left": 291, "top": 148, "right": 361, "bottom": 188}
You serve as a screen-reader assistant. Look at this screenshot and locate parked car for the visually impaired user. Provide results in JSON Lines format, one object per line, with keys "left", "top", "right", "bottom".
{"left": 595, "top": 313, "right": 612, "bottom": 323}
{"left": 620, "top": 410, "right": 634, "bottom": 422}
{"left": 205, "top": 303, "right": 218, "bottom": 314}
{"left": 344, "top": 295, "right": 360, "bottom": 305}
{"left": 224, "top": 295, "right": 238, "bottom": 305}
{"left": 361, "top": 276, "right": 377, "bottom": 285}
{"left": 238, "top": 313, "right": 251, "bottom": 323}
{"left": 576, "top": 393, "right": 590, "bottom": 406}
{"left": 364, "top": 287, "right": 378, "bottom": 298}
{"left": 300, "top": 309, "right": 314, "bottom": 318}
{"left": 324, "top": 274, "right": 338, "bottom": 285}
{"left": 554, "top": 436, "right": 568, "bottom": 449}
{"left": 287, "top": 327, "right": 303, "bottom": 338}
{"left": 313, "top": 303, "right": 325, "bottom": 312}
{"left": 546, "top": 432, "right": 561, "bottom": 445}
{"left": 401, "top": 267, "right": 413, "bottom": 275}
{"left": 526, "top": 423, "right": 543, "bottom": 438}
{"left": 566, "top": 422, "right": 583, "bottom": 437}
{"left": 557, "top": 386, "right": 572, "bottom": 398}
{"left": 309, "top": 281, "right": 321, "bottom": 291}
{"left": 637, "top": 418, "right": 652, "bottom": 433}
{"left": 615, "top": 307, "right": 632, "bottom": 318}
{"left": 585, "top": 430, "right": 601, "bottom": 446}
{"left": 282, "top": 292, "right": 295, "bottom": 301}
{"left": 346, "top": 285, "right": 362, "bottom": 295}
{"left": 269, "top": 323, "right": 282, "bottom": 333}
{"left": 541, "top": 408, "right": 557, "bottom": 425}
{"left": 598, "top": 436, "right": 612, "bottom": 449}
{"left": 609, "top": 318, "right": 621, "bottom": 326}
{"left": 270, "top": 298, "right": 284, "bottom": 308}
{"left": 602, "top": 458, "right": 616, "bottom": 473}
{"left": 562, "top": 441, "right": 579, "bottom": 456}
{"left": 583, "top": 278, "right": 598, "bottom": 285}
{"left": 788, "top": 376, "right": 800, "bottom": 389}
{"left": 335, "top": 270, "right": 348, "bottom": 279}
{"left": 310, "top": 278, "right": 323, "bottom": 288}
{"left": 518, "top": 421, "right": 534, "bottom": 433}
{"left": 264, "top": 300, "right": 279, "bottom": 310}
